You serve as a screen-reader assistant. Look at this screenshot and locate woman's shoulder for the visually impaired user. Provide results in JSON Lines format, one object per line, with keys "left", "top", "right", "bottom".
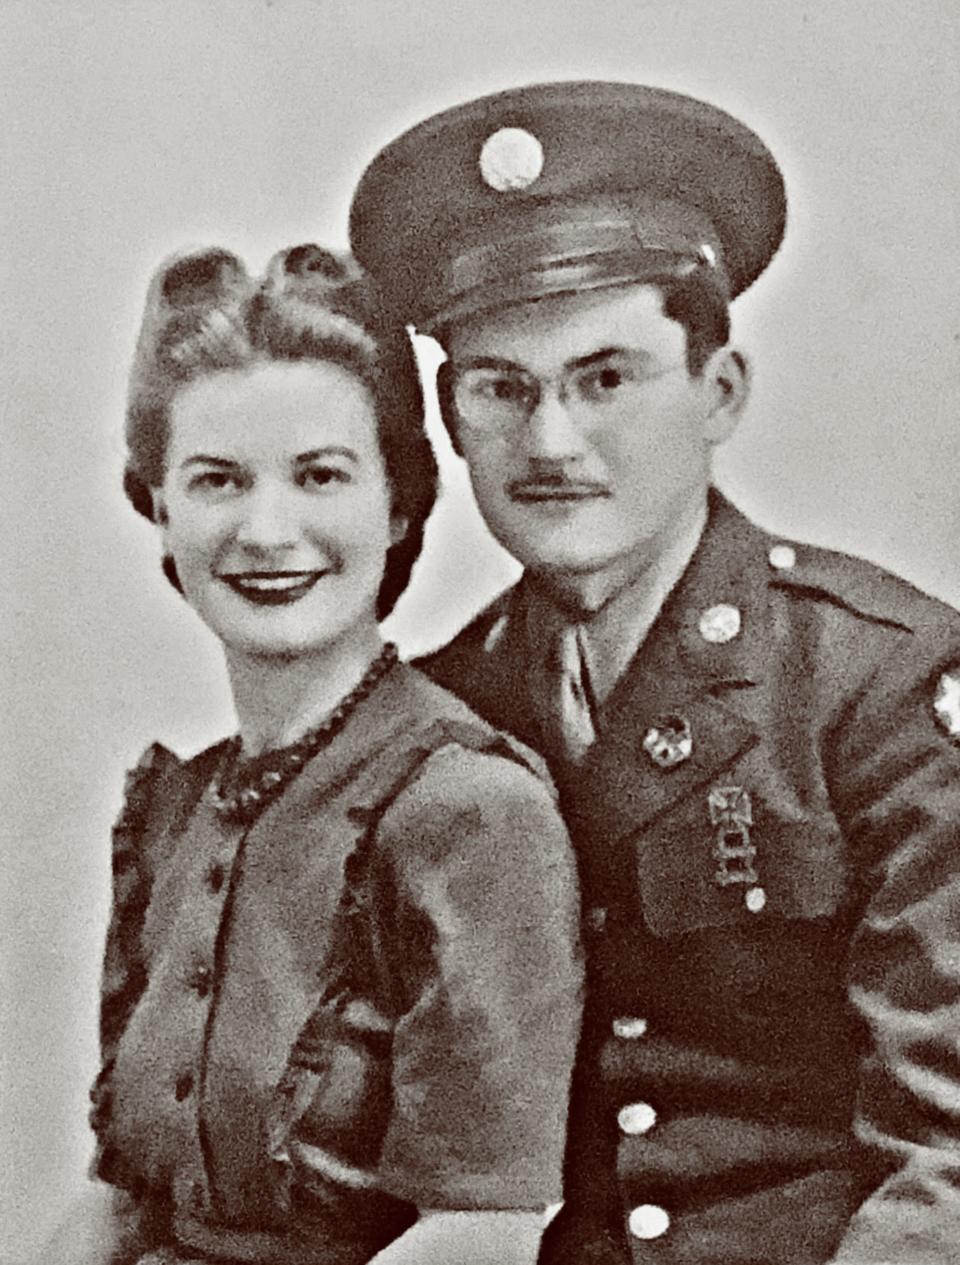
{"left": 377, "top": 667, "right": 566, "bottom": 857}
{"left": 112, "top": 738, "right": 231, "bottom": 860}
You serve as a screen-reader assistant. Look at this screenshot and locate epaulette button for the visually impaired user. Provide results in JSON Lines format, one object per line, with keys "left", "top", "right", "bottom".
{"left": 769, "top": 544, "right": 796, "bottom": 570}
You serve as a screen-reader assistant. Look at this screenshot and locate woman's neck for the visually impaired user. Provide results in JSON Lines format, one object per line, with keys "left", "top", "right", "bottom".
{"left": 224, "top": 625, "right": 385, "bottom": 756}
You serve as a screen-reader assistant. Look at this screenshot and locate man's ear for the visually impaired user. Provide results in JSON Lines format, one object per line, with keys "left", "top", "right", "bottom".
{"left": 703, "top": 346, "right": 750, "bottom": 445}
{"left": 436, "top": 360, "right": 464, "bottom": 457}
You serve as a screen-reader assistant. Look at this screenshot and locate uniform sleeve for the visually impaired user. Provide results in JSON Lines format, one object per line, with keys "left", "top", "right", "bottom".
{"left": 89, "top": 742, "right": 177, "bottom": 1185}
{"left": 828, "top": 630, "right": 960, "bottom": 1263}
{"left": 371, "top": 743, "right": 583, "bottom": 1211}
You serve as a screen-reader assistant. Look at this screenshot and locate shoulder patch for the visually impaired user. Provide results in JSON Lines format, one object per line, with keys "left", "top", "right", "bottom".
{"left": 934, "top": 669, "right": 960, "bottom": 742}
{"left": 768, "top": 540, "right": 958, "bottom": 636}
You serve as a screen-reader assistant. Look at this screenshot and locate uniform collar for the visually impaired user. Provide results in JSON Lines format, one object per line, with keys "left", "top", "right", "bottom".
{"left": 558, "top": 490, "right": 771, "bottom": 849}
{"left": 636, "top": 486, "right": 772, "bottom": 689}
{"left": 521, "top": 497, "right": 708, "bottom": 707}
{"left": 512, "top": 487, "right": 770, "bottom": 700}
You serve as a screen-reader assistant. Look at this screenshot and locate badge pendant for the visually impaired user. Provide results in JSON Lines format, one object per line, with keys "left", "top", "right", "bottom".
{"left": 708, "top": 785, "right": 758, "bottom": 886}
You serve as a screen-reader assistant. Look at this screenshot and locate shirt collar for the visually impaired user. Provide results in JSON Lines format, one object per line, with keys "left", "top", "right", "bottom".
{"left": 523, "top": 495, "right": 708, "bottom": 706}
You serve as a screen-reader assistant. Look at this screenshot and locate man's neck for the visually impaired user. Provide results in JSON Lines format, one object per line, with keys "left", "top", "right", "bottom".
{"left": 529, "top": 491, "right": 709, "bottom": 621}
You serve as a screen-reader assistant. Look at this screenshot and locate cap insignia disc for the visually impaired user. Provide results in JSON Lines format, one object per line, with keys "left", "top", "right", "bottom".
{"left": 934, "top": 669, "right": 960, "bottom": 742}
{"left": 479, "top": 127, "right": 544, "bottom": 192}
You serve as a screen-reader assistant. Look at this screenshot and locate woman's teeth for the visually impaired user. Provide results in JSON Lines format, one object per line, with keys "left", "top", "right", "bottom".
{"left": 233, "top": 575, "right": 314, "bottom": 591}
{"left": 221, "top": 572, "right": 325, "bottom": 604}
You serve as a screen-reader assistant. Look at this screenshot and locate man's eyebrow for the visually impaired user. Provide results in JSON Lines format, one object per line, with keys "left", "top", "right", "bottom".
{"left": 453, "top": 355, "right": 527, "bottom": 373}
{"left": 565, "top": 346, "right": 656, "bottom": 371}
{"left": 294, "top": 447, "right": 359, "bottom": 464}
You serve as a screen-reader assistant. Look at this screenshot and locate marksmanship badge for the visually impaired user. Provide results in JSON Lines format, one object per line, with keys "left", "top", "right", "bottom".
{"left": 934, "top": 669, "right": 960, "bottom": 742}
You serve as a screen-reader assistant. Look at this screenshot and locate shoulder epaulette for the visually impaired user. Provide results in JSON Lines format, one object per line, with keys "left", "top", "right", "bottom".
{"left": 766, "top": 538, "right": 959, "bottom": 637}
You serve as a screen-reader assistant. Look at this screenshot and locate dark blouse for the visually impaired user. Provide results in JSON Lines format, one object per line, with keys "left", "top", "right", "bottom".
{"left": 90, "top": 664, "right": 582, "bottom": 1265}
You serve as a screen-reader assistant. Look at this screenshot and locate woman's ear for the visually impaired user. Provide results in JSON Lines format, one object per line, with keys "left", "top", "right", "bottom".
{"left": 703, "top": 346, "right": 750, "bottom": 446}
{"left": 152, "top": 490, "right": 169, "bottom": 528}
{"left": 389, "top": 511, "right": 409, "bottom": 546}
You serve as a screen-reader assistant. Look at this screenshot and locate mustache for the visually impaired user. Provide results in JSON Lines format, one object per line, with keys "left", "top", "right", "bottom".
{"left": 507, "top": 474, "right": 611, "bottom": 498}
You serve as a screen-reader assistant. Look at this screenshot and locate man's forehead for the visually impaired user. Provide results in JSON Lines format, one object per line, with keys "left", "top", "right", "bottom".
{"left": 446, "top": 283, "right": 682, "bottom": 364}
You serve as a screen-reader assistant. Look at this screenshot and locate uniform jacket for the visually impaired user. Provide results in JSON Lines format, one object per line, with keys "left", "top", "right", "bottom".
{"left": 421, "top": 490, "right": 960, "bottom": 1265}
{"left": 89, "top": 663, "right": 582, "bottom": 1265}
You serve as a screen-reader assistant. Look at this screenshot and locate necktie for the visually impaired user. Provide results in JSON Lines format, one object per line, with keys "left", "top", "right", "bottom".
{"left": 545, "top": 623, "right": 597, "bottom": 762}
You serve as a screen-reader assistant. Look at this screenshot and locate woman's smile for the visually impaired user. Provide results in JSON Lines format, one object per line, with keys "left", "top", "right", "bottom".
{"left": 219, "top": 568, "right": 331, "bottom": 606}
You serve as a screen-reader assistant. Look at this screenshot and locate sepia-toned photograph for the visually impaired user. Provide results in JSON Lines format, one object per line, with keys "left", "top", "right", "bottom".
{"left": 3, "top": 2, "right": 959, "bottom": 1262}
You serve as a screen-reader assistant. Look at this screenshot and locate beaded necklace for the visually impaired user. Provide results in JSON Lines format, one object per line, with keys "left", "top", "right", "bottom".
{"left": 209, "top": 642, "right": 399, "bottom": 827}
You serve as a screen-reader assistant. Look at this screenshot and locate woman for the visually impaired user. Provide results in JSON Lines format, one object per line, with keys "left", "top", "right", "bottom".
{"left": 44, "top": 245, "right": 581, "bottom": 1264}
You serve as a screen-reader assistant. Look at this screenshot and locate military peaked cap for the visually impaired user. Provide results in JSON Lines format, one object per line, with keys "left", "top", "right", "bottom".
{"left": 349, "top": 81, "right": 787, "bottom": 332}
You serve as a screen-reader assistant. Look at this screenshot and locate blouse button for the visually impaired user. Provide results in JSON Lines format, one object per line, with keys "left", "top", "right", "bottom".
{"left": 207, "top": 863, "right": 225, "bottom": 893}
{"left": 174, "top": 1071, "right": 194, "bottom": 1102}
{"left": 628, "top": 1204, "right": 670, "bottom": 1240}
{"left": 191, "top": 965, "right": 213, "bottom": 998}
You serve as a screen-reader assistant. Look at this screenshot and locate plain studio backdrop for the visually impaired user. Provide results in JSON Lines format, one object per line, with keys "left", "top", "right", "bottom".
{"left": 2, "top": 1, "right": 958, "bottom": 1258}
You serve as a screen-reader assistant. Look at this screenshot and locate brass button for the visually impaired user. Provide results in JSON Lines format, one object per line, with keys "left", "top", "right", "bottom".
{"left": 612, "top": 1016, "right": 648, "bottom": 1039}
{"left": 768, "top": 544, "right": 796, "bottom": 570}
{"left": 628, "top": 1204, "right": 670, "bottom": 1240}
{"left": 618, "top": 1102, "right": 657, "bottom": 1135}
{"left": 745, "top": 885, "right": 767, "bottom": 913}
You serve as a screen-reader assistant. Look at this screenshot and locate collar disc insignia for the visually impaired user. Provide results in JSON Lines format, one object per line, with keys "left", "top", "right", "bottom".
{"left": 934, "top": 668, "right": 960, "bottom": 742}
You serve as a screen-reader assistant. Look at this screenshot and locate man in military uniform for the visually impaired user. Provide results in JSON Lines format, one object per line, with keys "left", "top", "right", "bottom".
{"left": 348, "top": 82, "right": 960, "bottom": 1264}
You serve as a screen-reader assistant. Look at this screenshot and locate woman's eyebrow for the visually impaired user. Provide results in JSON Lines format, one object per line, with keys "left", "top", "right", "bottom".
{"left": 180, "top": 454, "right": 238, "bottom": 470}
{"left": 294, "top": 447, "right": 359, "bottom": 464}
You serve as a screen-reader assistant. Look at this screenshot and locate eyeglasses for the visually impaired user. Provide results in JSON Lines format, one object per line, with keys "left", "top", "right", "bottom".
{"left": 441, "top": 351, "right": 688, "bottom": 433}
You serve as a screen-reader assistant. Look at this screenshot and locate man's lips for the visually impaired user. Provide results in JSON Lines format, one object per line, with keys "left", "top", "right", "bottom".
{"left": 218, "top": 570, "right": 328, "bottom": 605}
{"left": 508, "top": 480, "right": 611, "bottom": 503}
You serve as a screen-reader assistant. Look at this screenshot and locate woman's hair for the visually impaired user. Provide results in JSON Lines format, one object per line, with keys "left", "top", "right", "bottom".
{"left": 125, "top": 244, "right": 438, "bottom": 619}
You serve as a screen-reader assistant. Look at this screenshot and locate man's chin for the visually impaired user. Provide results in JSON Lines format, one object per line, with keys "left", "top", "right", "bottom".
{"left": 514, "top": 546, "right": 660, "bottom": 614}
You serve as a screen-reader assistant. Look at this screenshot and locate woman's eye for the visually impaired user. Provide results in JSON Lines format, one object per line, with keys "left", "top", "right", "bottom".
{"left": 189, "top": 470, "right": 241, "bottom": 492}
{"left": 300, "top": 466, "right": 350, "bottom": 489}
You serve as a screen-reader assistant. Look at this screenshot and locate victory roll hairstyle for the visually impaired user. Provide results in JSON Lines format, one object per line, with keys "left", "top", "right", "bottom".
{"left": 124, "top": 244, "right": 438, "bottom": 618}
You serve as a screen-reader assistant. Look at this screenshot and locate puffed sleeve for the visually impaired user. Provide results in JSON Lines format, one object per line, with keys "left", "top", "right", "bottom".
{"left": 369, "top": 742, "right": 583, "bottom": 1211}
{"left": 828, "top": 632, "right": 960, "bottom": 1262}
{"left": 89, "top": 742, "right": 180, "bottom": 1185}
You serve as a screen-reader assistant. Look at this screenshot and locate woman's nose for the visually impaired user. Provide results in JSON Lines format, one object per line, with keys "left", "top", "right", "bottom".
{"left": 234, "top": 483, "right": 301, "bottom": 551}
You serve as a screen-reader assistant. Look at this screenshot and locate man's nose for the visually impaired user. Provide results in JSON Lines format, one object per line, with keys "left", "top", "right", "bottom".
{"left": 235, "top": 482, "right": 300, "bottom": 552}
{"left": 524, "top": 385, "right": 586, "bottom": 461}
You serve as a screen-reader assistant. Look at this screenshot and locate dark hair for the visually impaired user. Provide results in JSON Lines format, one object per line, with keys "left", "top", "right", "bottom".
{"left": 656, "top": 269, "right": 731, "bottom": 375}
{"left": 125, "top": 244, "right": 438, "bottom": 619}
{"left": 434, "top": 266, "right": 730, "bottom": 371}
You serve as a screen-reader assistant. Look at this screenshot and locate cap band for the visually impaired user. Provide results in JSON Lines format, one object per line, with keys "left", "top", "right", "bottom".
{"left": 420, "top": 202, "right": 727, "bottom": 330}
